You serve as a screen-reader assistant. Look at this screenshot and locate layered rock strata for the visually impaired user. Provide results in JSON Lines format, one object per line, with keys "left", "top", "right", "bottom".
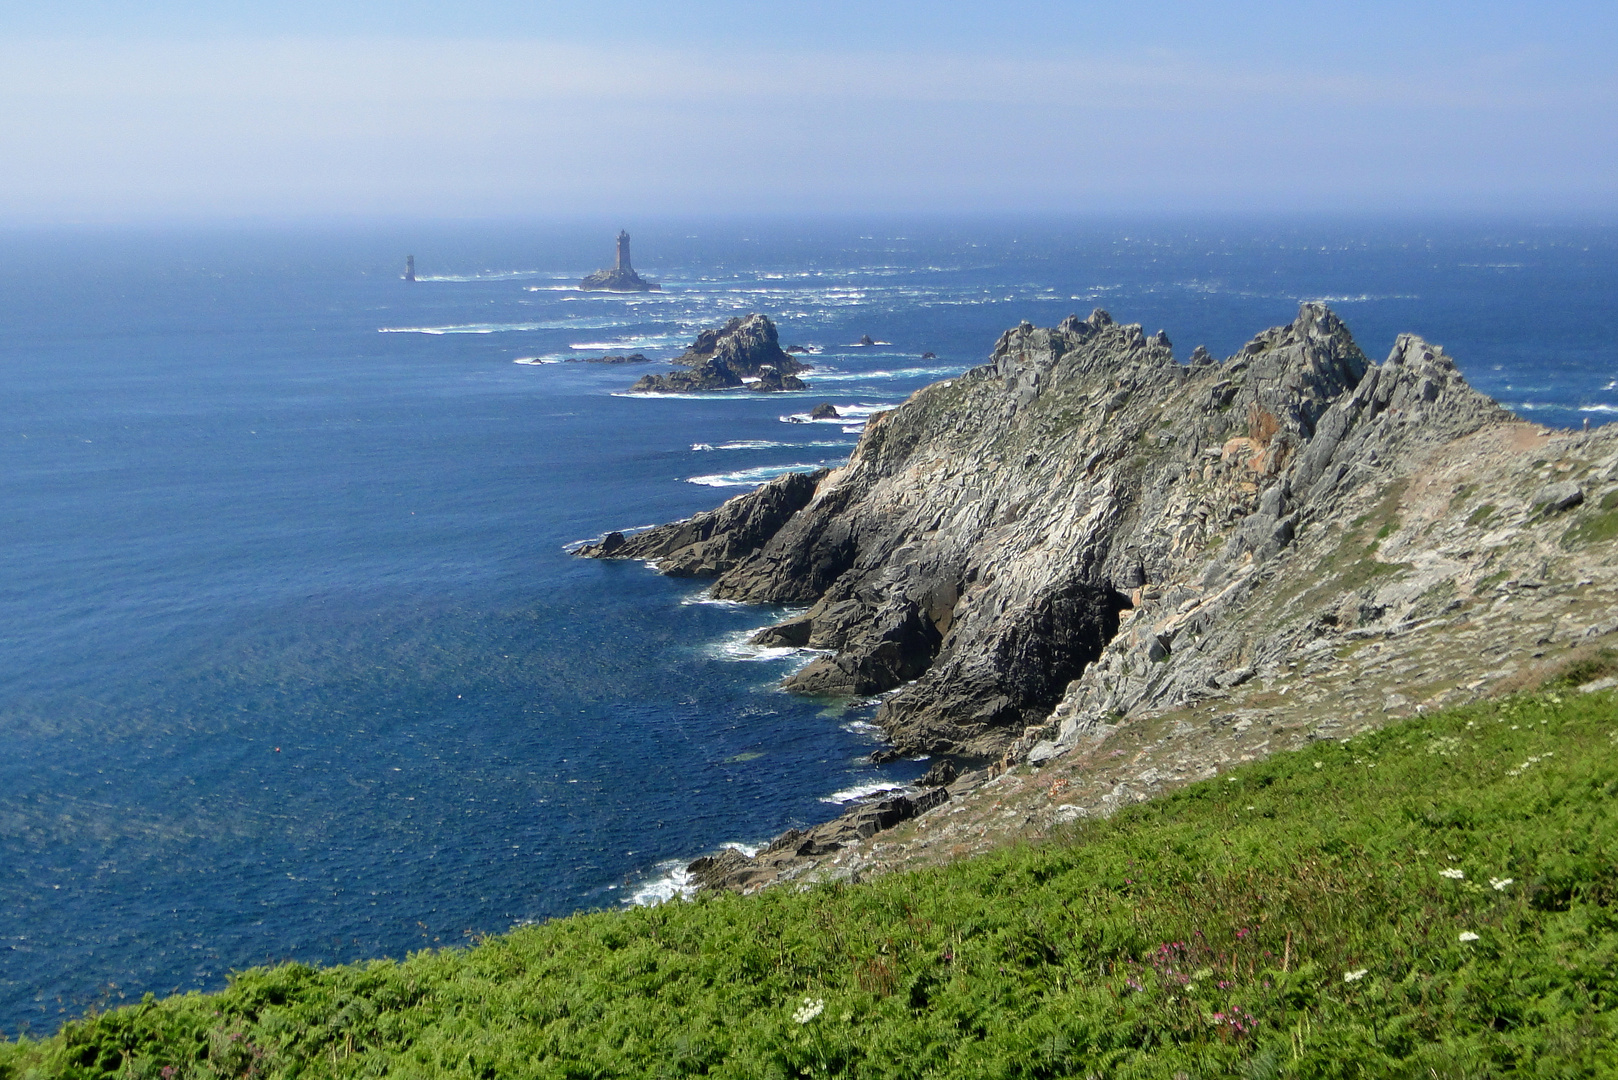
{"left": 586, "top": 303, "right": 1618, "bottom": 890}
{"left": 629, "top": 314, "right": 810, "bottom": 393}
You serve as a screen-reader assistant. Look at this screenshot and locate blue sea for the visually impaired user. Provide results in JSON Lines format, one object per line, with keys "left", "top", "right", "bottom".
{"left": 1, "top": 217, "right": 1614, "bottom": 1033}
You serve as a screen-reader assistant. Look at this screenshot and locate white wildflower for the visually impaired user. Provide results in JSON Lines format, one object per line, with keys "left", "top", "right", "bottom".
{"left": 1343, "top": 969, "right": 1368, "bottom": 983}
{"left": 1439, "top": 868, "right": 1466, "bottom": 880}
{"left": 1458, "top": 931, "right": 1480, "bottom": 942}
{"left": 1313, "top": 761, "right": 1324, "bottom": 770}
{"left": 792, "top": 997, "right": 825, "bottom": 1024}
{"left": 1491, "top": 877, "right": 1514, "bottom": 891}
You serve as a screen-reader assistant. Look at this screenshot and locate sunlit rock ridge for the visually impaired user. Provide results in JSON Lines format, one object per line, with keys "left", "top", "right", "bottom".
{"left": 582, "top": 304, "right": 1618, "bottom": 776}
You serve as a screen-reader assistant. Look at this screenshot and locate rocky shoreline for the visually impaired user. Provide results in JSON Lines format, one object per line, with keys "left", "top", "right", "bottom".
{"left": 584, "top": 304, "right": 1618, "bottom": 893}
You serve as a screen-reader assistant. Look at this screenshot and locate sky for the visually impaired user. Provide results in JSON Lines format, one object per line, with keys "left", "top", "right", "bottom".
{"left": 1, "top": 1, "right": 1614, "bottom": 223}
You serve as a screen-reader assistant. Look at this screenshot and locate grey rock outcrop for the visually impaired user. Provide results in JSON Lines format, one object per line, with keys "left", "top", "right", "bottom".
{"left": 576, "top": 469, "right": 825, "bottom": 577}
{"left": 586, "top": 303, "right": 1616, "bottom": 771}
{"left": 629, "top": 314, "right": 809, "bottom": 393}
{"left": 685, "top": 787, "right": 949, "bottom": 893}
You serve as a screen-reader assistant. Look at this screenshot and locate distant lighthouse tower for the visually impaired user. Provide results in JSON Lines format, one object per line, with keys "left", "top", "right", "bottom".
{"left": 404, "top": 255, "right": 416, "bottom": 282}
{"left": 579, "top": 230, "right": 660, "bottom": 292}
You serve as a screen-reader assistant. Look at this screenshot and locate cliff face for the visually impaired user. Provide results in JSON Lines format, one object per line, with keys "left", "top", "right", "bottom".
{"left": 585, "top": 304, "right": 1618, "bottom": 770}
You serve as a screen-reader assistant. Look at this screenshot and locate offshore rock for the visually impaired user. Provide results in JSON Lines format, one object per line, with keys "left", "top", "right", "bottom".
{"left": 568, "top": 353, "right": 651, "bottom": 364}
{"left": 750, "top": 368, "right": 807, "bottom": 393}
{"left": 585, "top": 302, "right": 1618, "bottom": 769}
{"left": 629, "top": 314, "right": 808, "bottom": 393}
{"left": 810, "top": 402, "right": 841, "bottom": 420}
{"left": 580, "top": 266, "right": 659, "bottom": 292}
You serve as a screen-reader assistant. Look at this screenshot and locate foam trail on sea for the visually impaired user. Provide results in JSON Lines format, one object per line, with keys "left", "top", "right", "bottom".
{"left": 686, "top": 464, "right": 830, "bottom": 487}
{"left": 560, "top": 524, "right": 658, "bottom": 553}
{"left": 380, "top": 318, "right": 635, "bottom": 335}
{"left": 807, "top": 365, "right": 965, "bottom": 383}
{"left": 626, "top": 860, "right": 696, "bottom": 906}
{"left": 779, "top": 403, "right": 889, "bottom": 425}
{"left": 414, "top": 270, "right": 551, "bottom": 282}
{"left": 820, "top": 782, "right": 909, "bottom": 805}
{"left": 703, "top": 626, "right": 825, "bottom": 668}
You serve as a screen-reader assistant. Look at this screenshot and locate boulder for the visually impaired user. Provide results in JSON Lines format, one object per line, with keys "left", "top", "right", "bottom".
{"left": 810, "top": 402, "right": 841, "bottom": 420}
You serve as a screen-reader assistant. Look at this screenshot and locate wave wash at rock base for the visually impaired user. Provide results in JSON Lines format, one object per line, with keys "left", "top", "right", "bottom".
{"left": 579, "top": 304, "right": 1514, "bottom": 761}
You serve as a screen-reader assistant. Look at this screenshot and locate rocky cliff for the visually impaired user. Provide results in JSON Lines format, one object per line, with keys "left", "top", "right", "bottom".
{"left": 586, "top": 304, "right": 1618, "bottom": 786}
{"left": 629, "top": 314, "right": 809, "bottom": 393}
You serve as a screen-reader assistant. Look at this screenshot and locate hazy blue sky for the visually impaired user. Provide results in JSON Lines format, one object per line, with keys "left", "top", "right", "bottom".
{"left": 2, "top": 1, "right": 1613, "bottom": 222}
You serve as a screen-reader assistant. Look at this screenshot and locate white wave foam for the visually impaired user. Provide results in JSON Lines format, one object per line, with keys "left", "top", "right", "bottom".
{"left": 820, "top": 782, "right": 907, "bottom": 805}
{"left": 840, "top": 720, "right": 884, "bottom": 737}
{"left": 612, "top": 390, "right": 754, "bottom": 400}
{"left": 381, "top": 318, "right": 633, "bottom": 335}
{"left": 679, "top": 591, "right": 750, "bottom": 607}
{"left": 560, "top": 524, "right": 658, "bottom": 552}
{"left": 780, "top": 403, "right": 889, "bottom": 425}
{"left": 686, "top": 464, "right": 829, "bottom": 487}
{"left": 1578, "top": 404, "right": 1618, "bottom": 413}
{"left": 703, "top": 625, "right": 826, "bottom": 664}
{"left": 414, "top": 270, "right": 550, "bottom": 282}
{"left": 807, "top": 365, "right": 963, "bottom": 383}
{"left": 513, "top": 357, "right": 563, "bottom": 365}
{"left": 626, "top": 860, "right": 695, "bottom": 906}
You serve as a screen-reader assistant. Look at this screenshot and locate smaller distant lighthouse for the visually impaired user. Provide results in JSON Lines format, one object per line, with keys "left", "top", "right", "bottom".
{"left": 404, "top": 255, "right": 416, "bottom": 282}
{"left": 615, "top": 231, "right": 632, "bottom": 272}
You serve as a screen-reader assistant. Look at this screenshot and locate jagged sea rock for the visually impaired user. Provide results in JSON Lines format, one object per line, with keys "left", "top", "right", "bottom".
{"left": 810, "top": 402, "right": 840, "bottom": 420}
{"left": 586, "top": 303, "right": 1618, "bottom": 768}
{"left": 629, "top": 314, "right": 808, "bottom": 393}
{"left": 568, "top": 353, "right": 651, "bottom": 364}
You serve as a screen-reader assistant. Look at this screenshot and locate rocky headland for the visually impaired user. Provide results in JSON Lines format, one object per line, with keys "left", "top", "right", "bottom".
{"left": 629, "top": 314, "right": 810, "bottom": 393}
{"left": 582, "top": 303, "right": 1618, "bottom": 892}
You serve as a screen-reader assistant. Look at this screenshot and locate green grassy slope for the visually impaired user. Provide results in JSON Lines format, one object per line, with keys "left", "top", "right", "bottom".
{"left": 5, "top": 684, "right": 1616, "bottom": 1079}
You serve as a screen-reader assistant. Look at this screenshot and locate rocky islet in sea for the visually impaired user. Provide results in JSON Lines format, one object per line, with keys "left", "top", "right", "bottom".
{"left": 628, "top": 313, "right": 810, "bottom": 393}
{"left": 583, "top": 303, "right": 1618, "bottom": 892}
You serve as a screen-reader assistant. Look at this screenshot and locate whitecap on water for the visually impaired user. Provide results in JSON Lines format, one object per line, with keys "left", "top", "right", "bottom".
{"left": 560, "top": 524, "right": 658, "bottom": 552}
{"left": 779, "top": 403, "right": 889, "bottom": 425}
{"left": 820, "top": 782, "right": 908, "bottom": 805}
{"left": 626, "top": 860, "right": 696, "bottom": 906}
{"left": 808, "top": 365, "right": 965, "bottom": 383}
{"left": 380, "top": 317, "right": 633, "bottom": 335}
{"left": 686, "top": 463, "right": 829, "bottom": 487}
{"left": 702, "top": 625, "right": 826, "bottom": 666}
{"left": 513, "top": 357, "right": 564, "bottom": 365}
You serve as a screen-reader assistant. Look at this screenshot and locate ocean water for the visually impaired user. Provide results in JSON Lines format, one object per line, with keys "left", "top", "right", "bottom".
{"left": 1, "top": 217, "right": 1614, "bottom": 1033}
